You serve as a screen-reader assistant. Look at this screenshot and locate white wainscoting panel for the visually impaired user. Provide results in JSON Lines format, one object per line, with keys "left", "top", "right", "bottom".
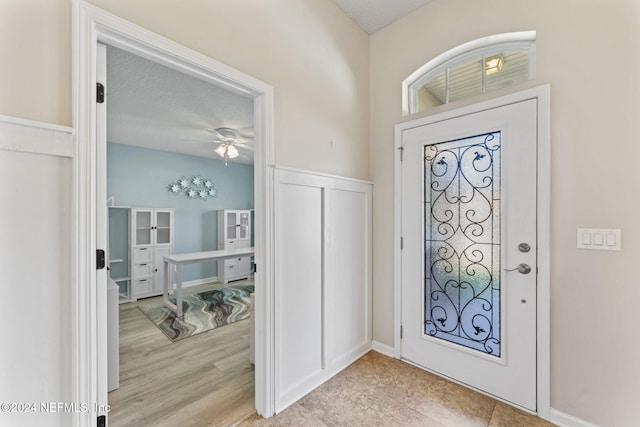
{"left": 325, "top": 188, "right": 371, "bottom": 367}
{"left": 274, "top": 167, "right": 372, "bottom": 413}
{"left": 275, "top": 182, "right": 324, "bottom": 403}
{"left": 0, "top": 115, "right": 73, "bottom": 427}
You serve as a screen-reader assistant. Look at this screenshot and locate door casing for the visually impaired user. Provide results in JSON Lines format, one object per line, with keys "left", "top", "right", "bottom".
{"left": 393, "top": 85, "right": 551, "bottom": 419}
{"left": 72, "top": 1, "right": 276, "bottom": 425}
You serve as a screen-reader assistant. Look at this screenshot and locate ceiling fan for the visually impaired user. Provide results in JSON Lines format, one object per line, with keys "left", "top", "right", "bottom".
{"left": 191, "top": 127, "right": 253, "bottom": 165}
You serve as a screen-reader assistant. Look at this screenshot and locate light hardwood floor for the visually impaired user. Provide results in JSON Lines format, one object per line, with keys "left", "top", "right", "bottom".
{"left": 108, "top": 282, "right": 255, "bottom": 427}
{"left": 110, "top": 284, "right": 555, "bottom": 427}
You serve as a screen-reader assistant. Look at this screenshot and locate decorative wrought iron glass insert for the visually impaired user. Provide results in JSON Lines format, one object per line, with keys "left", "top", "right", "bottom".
{"left": 424, "top": 131, "right": 501, "bottom": 357}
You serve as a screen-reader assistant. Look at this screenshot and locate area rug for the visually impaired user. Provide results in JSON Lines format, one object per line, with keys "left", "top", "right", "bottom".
{"left": 138, "top": 281, "right": 254, "bottom": 342}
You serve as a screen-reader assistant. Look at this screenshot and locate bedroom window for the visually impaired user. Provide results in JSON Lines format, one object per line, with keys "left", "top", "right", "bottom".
{"left": 402, "top": 32, "right": 536, "bottom": 115}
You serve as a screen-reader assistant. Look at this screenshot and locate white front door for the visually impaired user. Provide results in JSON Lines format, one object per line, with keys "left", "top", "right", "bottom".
{"left": 401, "top": 98, "right": 538, "bottom": 410}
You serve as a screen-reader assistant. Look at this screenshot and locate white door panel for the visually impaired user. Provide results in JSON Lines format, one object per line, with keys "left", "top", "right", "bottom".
{"left": 401, "top": 99, "right": 538, "bottom": 410}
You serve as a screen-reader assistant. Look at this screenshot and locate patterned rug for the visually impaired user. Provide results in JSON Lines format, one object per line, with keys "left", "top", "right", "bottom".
{"left": 138, "top": 281, "right": 254, "bottom": 342}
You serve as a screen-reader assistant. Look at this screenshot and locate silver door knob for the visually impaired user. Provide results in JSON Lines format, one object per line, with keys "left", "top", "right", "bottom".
{"left": 504, "top": 263, "right": 531, "bottom": 274}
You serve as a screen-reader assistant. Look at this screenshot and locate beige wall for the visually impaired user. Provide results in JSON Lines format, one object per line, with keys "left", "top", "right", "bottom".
{"left": 0, "top": 0, "right": 370, "bottom": 179}
{"left": 4, "top": 0, "right": 640, "bottom": 424}
{"left": 371, "top": 0, "right": 640, "bottom": 425}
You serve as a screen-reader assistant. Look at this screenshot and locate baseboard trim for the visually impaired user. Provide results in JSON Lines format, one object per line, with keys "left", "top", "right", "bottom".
{"left": 549, "top": 408, "right": 600, "bottom": 427}
{"left": 275, "top": 343, "right": 371, "bottom": 414}
{"left": 371, "top": 340, "right": 395, "bottom": 358}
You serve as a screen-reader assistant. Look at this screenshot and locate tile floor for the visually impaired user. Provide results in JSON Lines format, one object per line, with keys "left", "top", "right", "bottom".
{"left": 239, "top": 351, "right": 556, "bottom": 427}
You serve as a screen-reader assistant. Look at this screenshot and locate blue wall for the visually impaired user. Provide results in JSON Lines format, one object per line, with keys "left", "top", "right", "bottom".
{"left": 107, "top": 142, "right": 254, "bottom": 282}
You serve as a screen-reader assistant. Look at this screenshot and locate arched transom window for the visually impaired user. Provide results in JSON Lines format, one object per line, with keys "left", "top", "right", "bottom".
{"left": 403, "top": 32, "right": 536, "bottom": 115}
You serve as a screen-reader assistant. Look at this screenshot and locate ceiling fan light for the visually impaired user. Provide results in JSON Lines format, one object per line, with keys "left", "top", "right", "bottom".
{"left": 214, "top": 145, "right": 227, "bottom": 157}
{"left": 227, "top": 145, "right": 239, "bottom": 158}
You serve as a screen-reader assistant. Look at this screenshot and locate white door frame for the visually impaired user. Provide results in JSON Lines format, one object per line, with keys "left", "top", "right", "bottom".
{"left": 72, "top": 2, "right": 275, "bottom": 425}
{"left": 393, "top": 85, "right": 551, "bottom": 420}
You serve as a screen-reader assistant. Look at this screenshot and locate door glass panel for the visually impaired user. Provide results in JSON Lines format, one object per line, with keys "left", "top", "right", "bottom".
{"left": 156, "top": 228, "right": 170, "bottom": 245}
{"left": 135, "top": 211, "right": 151, "bottom": 245}
{"left": 155, "top": 211, "right": 171, "bottom": 244}
{"left": 136, "top": 230, "right": 150, "bottom": 245}
{"left": 136, "top": 211, "right": 151, "bottom": 228}
{"left": 239, "top": 212, "right": 249, "bottom": 239}
{"left": 156, "top": 211, "right": 170, "bottom": 228}
{"left": 227, "top": 212, "right": 237, "bottom": 239}
{"left": 424, "top": 131, "right": 501, "bottom": 357}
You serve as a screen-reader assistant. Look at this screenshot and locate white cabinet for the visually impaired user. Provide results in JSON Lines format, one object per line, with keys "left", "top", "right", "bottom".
{"left": 217, "top": 209, "right": 252, "bottom": 283}
{"left": 132, "top": 208, "right": 173, "bottom": 246}
{"left": 152, "top": 246, "right": 172, "bottom": 294}
{"left": 130, "top": 208, "right": 173, "bottom": 299}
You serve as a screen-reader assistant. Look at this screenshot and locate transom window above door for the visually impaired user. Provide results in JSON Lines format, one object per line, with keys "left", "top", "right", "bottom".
{"left": 403, "top": 32, "right": 536, "bottom": 115}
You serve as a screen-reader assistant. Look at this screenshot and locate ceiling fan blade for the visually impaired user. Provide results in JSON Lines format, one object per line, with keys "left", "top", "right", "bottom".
{"left": 231, "top": 151, "right": 254, "bottom": 162}
{"left": 234, "top": 142, "right": 254, "bottom": 149}
{"left": 181, "top": 137, "right": 222, "bottom": 142}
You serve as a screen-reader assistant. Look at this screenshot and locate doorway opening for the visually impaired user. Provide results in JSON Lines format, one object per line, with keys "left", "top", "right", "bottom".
{"left": 103, "top": 43, "right": 258, "bottom": 425}
{"left": 72, "top": 2, "right": 275, "bottom": 425}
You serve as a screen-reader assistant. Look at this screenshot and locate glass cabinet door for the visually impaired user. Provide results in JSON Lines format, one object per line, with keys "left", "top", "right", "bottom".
{"left": 134, "top": 210, "right": 152, "bottom": 245}
{"left": 239, "top": 212, "right": 250, "bottom": 240}
{"left": 227, "top": 212, "right": 237, "bottom": 239}
{"left": 155, "top": 210, "right": 172, "bottom": 245}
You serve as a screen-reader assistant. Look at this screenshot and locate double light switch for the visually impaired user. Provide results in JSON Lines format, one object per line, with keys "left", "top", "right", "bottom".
{"left": 577, "top": 228, "right": 621, "bottom": 251}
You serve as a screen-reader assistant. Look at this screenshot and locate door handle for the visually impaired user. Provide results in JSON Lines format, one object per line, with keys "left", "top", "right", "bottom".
{"left": 504, "top": 263, "right": 531, "bottom": 274}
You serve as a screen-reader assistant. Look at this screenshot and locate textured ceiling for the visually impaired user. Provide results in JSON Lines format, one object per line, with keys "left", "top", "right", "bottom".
{"left": 106, "top": 46, "right": 254, "bottom": 163}
{"left": 332, "top": 0, "right": 431, "bottom": 34}
{"left": 106, "top": 1, "right": 429, "bottom": 162}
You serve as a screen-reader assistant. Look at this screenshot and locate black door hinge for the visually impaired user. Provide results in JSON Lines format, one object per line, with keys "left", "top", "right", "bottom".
{"left": 97, "top": 83, "right": 105, "bottom": 103}
{"left": 97, "top": 415, "right": 106, "bottom": 427}
{"left": 96, "top": 249, "right": 106, "bottom": 270}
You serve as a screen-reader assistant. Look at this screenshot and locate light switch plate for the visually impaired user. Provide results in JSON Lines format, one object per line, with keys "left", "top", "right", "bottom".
{"left": 577, "top": 228, "right": 621, "bottom": 251}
